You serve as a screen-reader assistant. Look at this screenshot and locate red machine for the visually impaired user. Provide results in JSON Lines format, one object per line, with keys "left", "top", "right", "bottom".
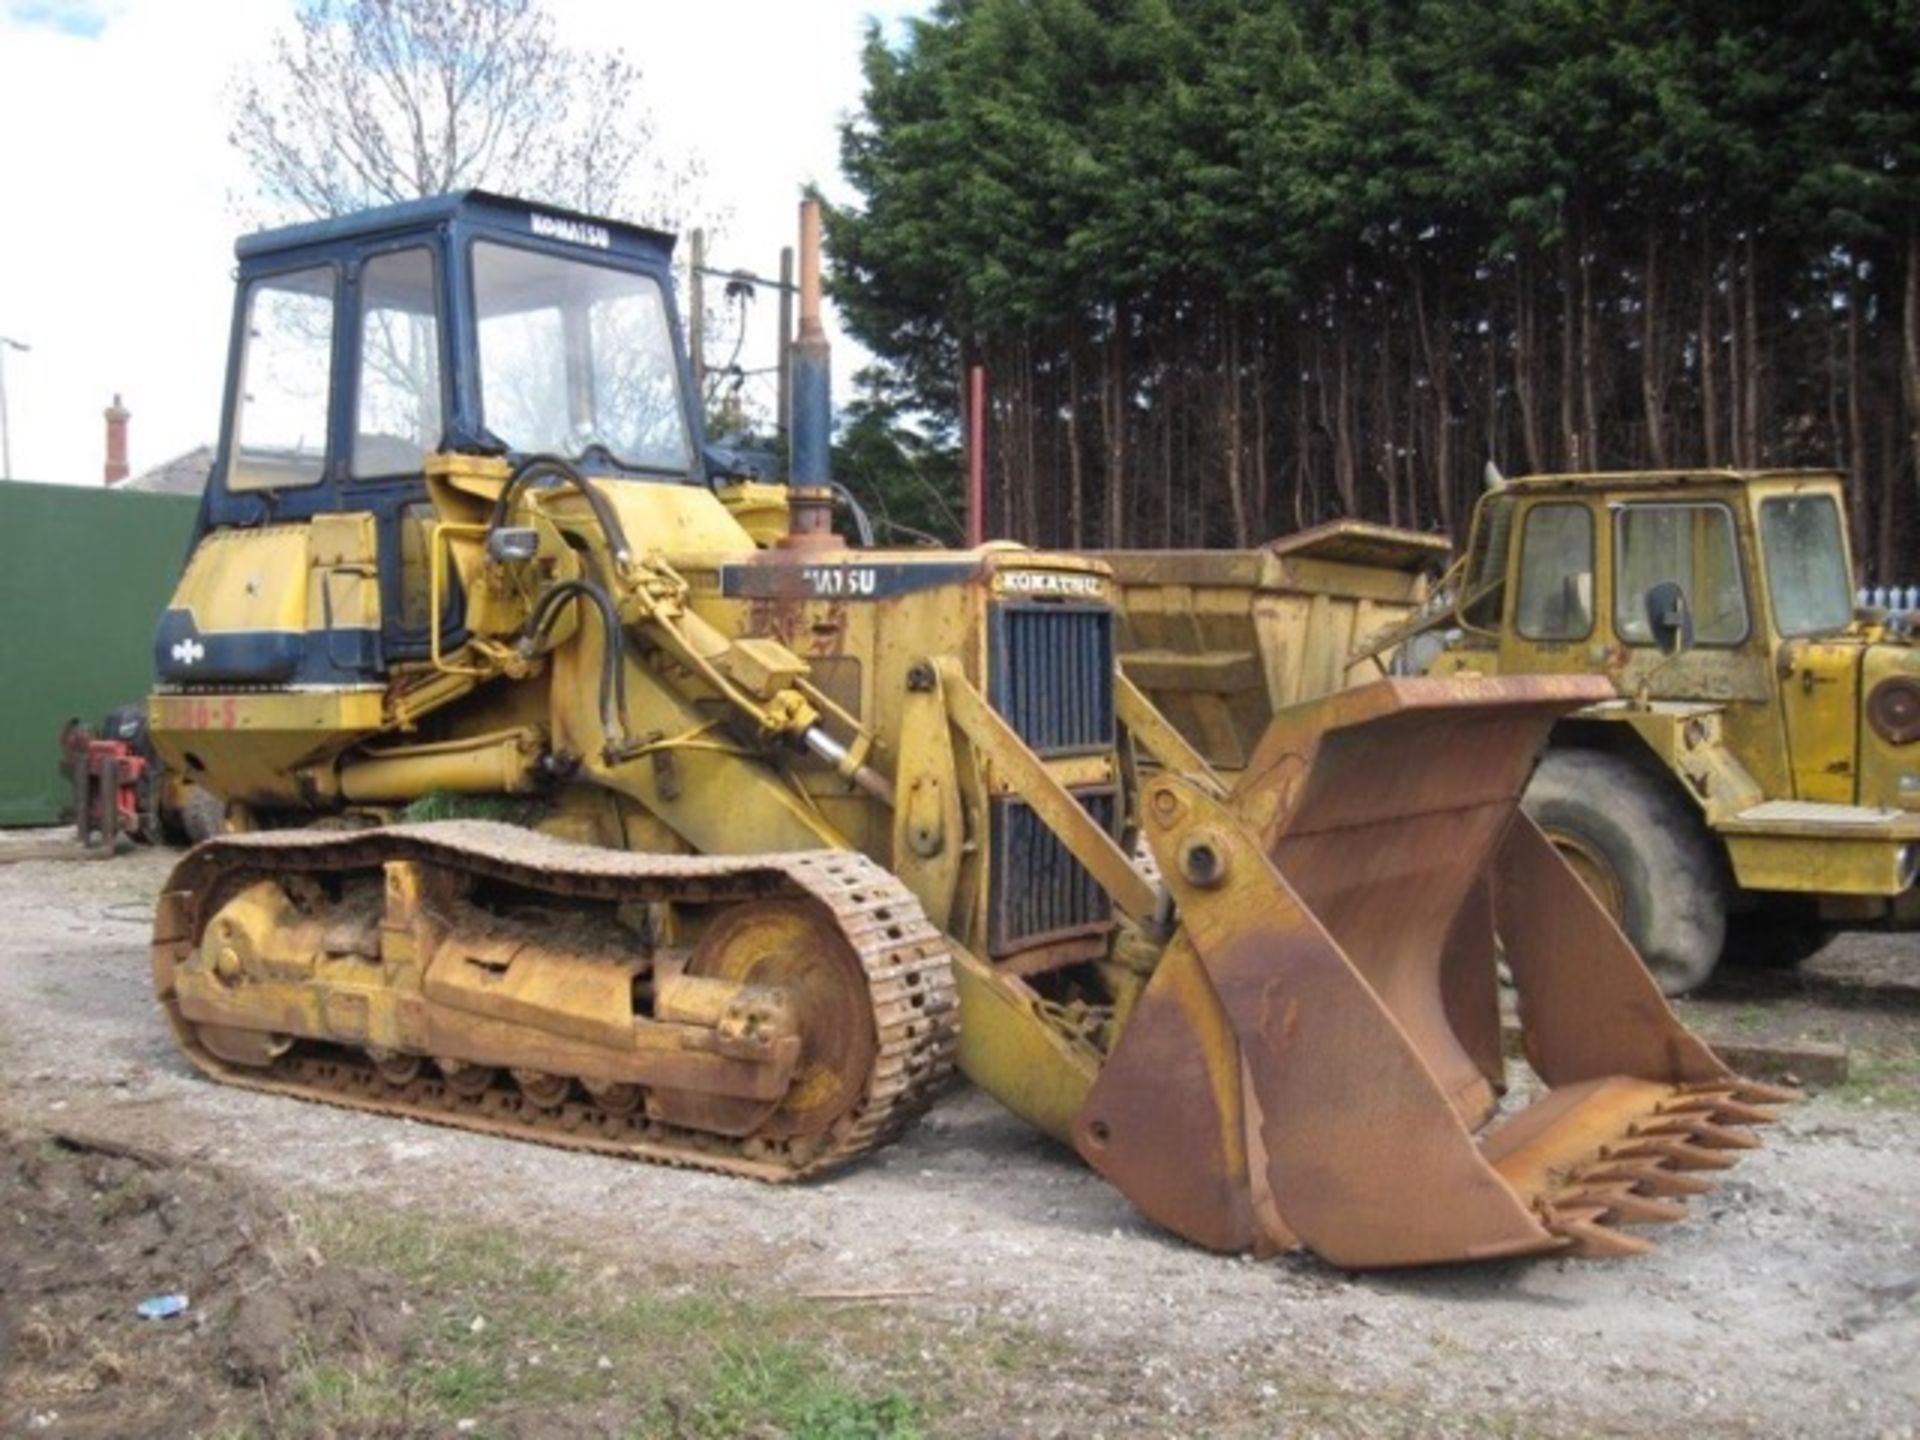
{"left": 58, "top": 714, "right": 153, "bottom": 850}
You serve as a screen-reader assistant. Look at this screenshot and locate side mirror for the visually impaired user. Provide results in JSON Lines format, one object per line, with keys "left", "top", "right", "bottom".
{"left": 1644, "top": 581, "right": 1695, "bottom": 657}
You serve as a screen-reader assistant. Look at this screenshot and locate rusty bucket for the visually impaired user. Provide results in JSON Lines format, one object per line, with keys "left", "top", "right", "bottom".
{"left": 1074, "top": 676, "right": 1788, "bottom": 1268}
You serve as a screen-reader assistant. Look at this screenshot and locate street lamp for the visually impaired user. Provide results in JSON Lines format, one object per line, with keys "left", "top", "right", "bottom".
{"left": 0, "top": 335, "right": 29, "bottom": 481}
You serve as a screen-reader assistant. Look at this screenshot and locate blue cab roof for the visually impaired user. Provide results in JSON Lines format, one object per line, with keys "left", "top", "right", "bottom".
{"left": 234, "top": 189, "right": 679, "bottom": 268}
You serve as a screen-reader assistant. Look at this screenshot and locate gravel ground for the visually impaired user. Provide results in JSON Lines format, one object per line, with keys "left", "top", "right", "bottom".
{"left": 2, "top": 834, "right": 1917, "bottom": 1438}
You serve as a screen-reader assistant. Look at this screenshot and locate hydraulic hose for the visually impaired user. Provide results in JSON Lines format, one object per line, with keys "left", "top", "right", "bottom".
{"left": 520, "top": 578, "right": 629, "bottom": 755}
{"left": 827, "top": 482, "right": 877, "bottom": 547}
{"left": 489, "top": 454, "right": 634, "bottom": 566}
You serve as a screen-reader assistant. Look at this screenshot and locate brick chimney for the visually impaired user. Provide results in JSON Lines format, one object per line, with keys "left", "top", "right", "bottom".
{"left": 104, "top": 394, "right": 130, "bottom": 485}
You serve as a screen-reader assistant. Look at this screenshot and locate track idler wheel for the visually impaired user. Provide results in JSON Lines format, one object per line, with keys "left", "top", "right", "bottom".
{"left": 654, "top": 898, "right": 877, "bottom": 1142}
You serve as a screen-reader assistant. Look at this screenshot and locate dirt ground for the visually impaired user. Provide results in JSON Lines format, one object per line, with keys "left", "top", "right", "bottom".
{"left": 2, "top": 834, "right": 1917, "bottom": 1439}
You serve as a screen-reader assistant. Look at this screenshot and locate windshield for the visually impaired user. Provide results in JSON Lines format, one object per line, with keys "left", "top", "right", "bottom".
{"left": 472, "top": 241, "right": 691, "bottom": 473}
{"left": 1761, "top": 494, "right": 1854, "bottom": 636}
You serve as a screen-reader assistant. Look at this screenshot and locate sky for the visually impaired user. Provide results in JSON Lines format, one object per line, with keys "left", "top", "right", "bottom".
{"left": 0, "top": 0, "right": 920, "bottom": 485}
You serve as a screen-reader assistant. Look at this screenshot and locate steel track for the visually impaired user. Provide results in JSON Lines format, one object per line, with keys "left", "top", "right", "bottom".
{"left": 151, "top": 821, "right": 960, "bottom": 1181}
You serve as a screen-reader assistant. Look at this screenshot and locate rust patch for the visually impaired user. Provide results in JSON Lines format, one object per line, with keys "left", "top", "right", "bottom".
{"left": 747, "top": 596, "right": 805, "bottom": 649}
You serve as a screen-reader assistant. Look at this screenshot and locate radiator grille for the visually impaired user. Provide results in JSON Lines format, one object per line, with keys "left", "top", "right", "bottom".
{"left": 988, "top": 604, "right": 1116, "bottom": 757}
{"left": 988, "top": 790, "right": 1117, "bottom": 954}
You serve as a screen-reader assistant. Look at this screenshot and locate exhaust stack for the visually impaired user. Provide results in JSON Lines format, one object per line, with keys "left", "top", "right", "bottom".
{"left": 790, "top": 198, "right": 832, "bottom": 491}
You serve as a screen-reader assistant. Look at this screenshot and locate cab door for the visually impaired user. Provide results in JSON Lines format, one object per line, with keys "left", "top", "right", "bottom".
{"left": 1777, "top": 639, "right": 1862, "bottom": 801}
{"left": 344, "top": 244, "right": 460, "bottom": 663}
{"left": 1607, "top": 496, "right": 1788, "bottom": 793}
{"left": 1759, "top": 490, "right": 1863, "bottom": 803}
{"left": 1607, "top": 500, "right": 1771, "bottom": 700}
{"left": 1498, "top": 497, "right": 1600, "bottom": 675}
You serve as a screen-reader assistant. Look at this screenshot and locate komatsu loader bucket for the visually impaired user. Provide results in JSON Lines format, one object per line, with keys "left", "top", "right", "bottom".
{"left": 1076, "top": 674, "right": 1789, "bottom": 1268}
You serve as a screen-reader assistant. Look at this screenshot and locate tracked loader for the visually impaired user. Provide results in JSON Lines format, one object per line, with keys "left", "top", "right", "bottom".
{"left": 147, "top": 193, "right": 1783, "bottom": 1269}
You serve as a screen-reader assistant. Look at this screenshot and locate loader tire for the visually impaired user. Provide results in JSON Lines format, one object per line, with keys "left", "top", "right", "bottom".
{"left": 180, "top": 786, "right": 229, "bottom": 846}
{"left": 1522, "top": 748, "right": 1726, "bottom": 996}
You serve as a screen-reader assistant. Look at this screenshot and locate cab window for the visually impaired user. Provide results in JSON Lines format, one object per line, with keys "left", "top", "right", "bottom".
{"left": 1461, "top": 493, "right": 1514, "bottom": 630}
{"left": 1614, "top": 503, "right": 1748, "bottom": 645}
{"left": 1761, "top": 494, "right": 1854, "bottom": 637}
{"left": 230, "top": 265, "right": 335, "bottom": 491}
{"left": 353, "top": 247, "right": 442, "bottom": 477}
{"left": 472, "top": 240, "right": 692, "bottom": 472}
{"left": 1514, "top": 503, "right": 1594, "bottom": 640}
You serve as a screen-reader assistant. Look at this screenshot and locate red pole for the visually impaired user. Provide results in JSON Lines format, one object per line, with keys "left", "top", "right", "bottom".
{"left": 967, "top": 364, "right": 986, "bottom": 547}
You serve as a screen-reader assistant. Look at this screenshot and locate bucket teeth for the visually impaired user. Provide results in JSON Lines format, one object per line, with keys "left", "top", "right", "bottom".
{"left": 1709, "top": 1098, "right": 1782, "bottom": 1128}
{"left": 1492, "top": 1074, "right": 1782, "bottom": 1259}
{"left": 1583, "top": 1161, "right": 1716, "bottom": 1197}
{"left": 1553, "top": 1183, "right": 1689, "bottom": 1226}
{"left": 1546, "top": 1211, "right": 1658, "bottom": 1258}
{"left": 1637, "top": 1116, "right": 1763, "bottom": 1151}
{"left": 1678, "top": 1079, "right": 1799, "bottom": 1109}
{"left": 1735, "top": 1080, "right": 1800, "bottom": 1107}
{"left": 1610, "top": 1136, "right": 1738, "bottom": 1172}
{"left": 1657, "top": 1094, "right": 1780, "bottom": 1129}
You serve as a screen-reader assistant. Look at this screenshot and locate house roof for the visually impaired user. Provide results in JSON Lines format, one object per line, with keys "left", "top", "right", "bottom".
{"left": 116, "top": 444, "right": 214, "bottom": 496}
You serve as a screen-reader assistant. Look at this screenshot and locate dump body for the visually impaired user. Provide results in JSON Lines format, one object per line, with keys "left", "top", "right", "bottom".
{"left": 145, "top": 194, "right": 1781, "bottom": 1268}
{"left": 1102, "top": 522, "right": 1447, "bottom": 772}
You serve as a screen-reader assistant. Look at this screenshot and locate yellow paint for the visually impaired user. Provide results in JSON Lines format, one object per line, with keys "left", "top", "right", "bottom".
{"left": 1111, "top": 471, "right": 1920, "bottom": 905}
{"left": 949, "top": 944, "right": 1100, "bottom": 1143}
{"left": 149, "top": 689, "right": 387, "bottom": 804}
{"left": 175, "top": 873, "right": 800, "bottom": 1098}
{"left": 1778, "top": 641, "right": 1861, "bottom": 803}
{"left": 306, "top": 513, "right": 381, "bottom": 631}
{"left": 167, "top": 525, "right": 311, "bottom": 636}
{"left": 1857, "top": 644, "right": 1920, "bottom": 813}
{"left": 890, "top": 672, "right": 965, "bottom": 929}
{"left": 716, "top": 480, "right": 792, "bottom": 546}
{"left": 586, "top": 478, "right": 757, "bottom": 555}
{"left": 1721, "top": 828, "right": 1920, "bottom": 895}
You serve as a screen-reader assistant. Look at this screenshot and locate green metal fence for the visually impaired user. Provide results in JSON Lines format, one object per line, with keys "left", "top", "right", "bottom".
{"left": 0, "top": 480, "right": 198, "bottom": 825}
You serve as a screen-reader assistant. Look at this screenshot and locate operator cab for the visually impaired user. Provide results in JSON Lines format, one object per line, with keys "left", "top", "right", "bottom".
{"left": 1467, "top": 471, "right": 1859, "bottom": 692}
{"left": 1454, "top": 470, "right": 1874, "bottom": 806}
{"left": 163, "top": 191, "right": 704, "bottom": 684}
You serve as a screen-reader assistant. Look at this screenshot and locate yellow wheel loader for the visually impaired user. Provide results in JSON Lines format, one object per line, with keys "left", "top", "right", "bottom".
{"left": 1109, "top": 470, "right": 1920, "bottom": 995}
{"left": 147, "top": 193, "right": 1783, "bottom": 1269}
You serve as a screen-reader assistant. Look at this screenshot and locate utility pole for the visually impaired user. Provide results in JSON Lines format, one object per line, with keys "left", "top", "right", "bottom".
{"left": 777, "top": 245, "right": 795, "bottom": 444}
{"left": 689, "top": 229, "right": 706, "bottom": 410}
{"left": 967, "top": 365, "right": 987, "bottom": 547}
{"left": 0, "top": 335, "right": 28, "bottom": 481}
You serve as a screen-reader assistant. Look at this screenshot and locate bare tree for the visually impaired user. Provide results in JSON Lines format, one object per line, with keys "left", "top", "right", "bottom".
{"left": 231, "top": 0, "right": 705, "bottom": 228}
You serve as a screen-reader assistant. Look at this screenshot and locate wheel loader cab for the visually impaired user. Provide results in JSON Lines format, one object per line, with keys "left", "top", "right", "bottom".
{"left": 1474, "top": 476, "right": 1764, "bottom": 692}
{"left": 154, "top": 191, "right": 704, "bottom": 692}
{"left": 1448, "top": 471, "right": 1886, "bottom": 809}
